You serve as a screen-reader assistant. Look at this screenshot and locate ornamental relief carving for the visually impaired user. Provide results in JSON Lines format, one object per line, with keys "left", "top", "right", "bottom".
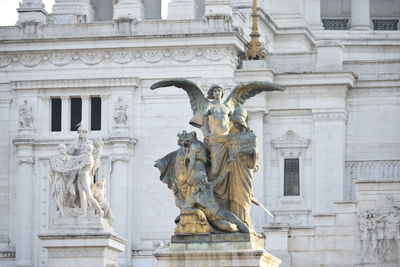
{"left": 0, "top": 48, "right": 236, "bottom": 68}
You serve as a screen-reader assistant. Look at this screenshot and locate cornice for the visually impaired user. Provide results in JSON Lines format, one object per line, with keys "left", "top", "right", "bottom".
{"left": 275, "top": 72, "right": 355, "bottom": 88}
{"left": 11, "top": 77, "right": 140, "bottom": 90}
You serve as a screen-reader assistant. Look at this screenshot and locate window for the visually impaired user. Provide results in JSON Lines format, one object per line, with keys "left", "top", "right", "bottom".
{"left": 372, "top": 19, "right": 399, "bottom": 30}
{"left": 51, "top": 98, "right": 62, "bottom": 132}
{"left": 90, "top": 97, "right": 101, "bottom": 131}
{"left": 284, "top": 158, "right": 300, "bottom": 196}
{"left": 322, "top": 19, "right": 349, "bottom": 30}
{"left": 70, "top": 97, "right": 82, "bottom": 131}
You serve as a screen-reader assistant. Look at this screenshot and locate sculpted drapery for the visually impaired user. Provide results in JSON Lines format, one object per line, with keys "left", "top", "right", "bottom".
{"left": 152, "top": 79, "right": 284, "bottom": 234}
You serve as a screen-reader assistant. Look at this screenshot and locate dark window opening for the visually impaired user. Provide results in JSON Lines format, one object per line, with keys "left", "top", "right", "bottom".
{"left": 70, "top": 97, "right": 82, "bottom": 131}
{"left": 284, "top": 158, "right": 300, "bottom": 196}
{"left": 91, "top": 97, "right": 101, "bottom": 131}
{"left": 51, "top": 98, "right": 62, "bottom": 132}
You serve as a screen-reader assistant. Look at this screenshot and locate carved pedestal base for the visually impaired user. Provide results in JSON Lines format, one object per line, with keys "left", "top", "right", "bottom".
{"left": 39, "top": 232, "right": 126, "bottom": 267}
{"left": 154, "top": 233, "right": 281, "bottom": 267}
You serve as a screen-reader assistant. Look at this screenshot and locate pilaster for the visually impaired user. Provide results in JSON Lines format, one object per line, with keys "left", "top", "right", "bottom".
{"left": 350, "top": 0, "right": 371, "bottom": 31}
{"left": 312, "top": 109, "right": 348, "bottom": 214}
{"left": 13, "top": 139, "right": 35, "bottom": 266}
{"left": 113, "top": 0, "right": 144, "bottom": 21}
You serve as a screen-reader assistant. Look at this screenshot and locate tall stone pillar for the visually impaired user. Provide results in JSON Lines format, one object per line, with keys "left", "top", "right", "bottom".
{"left": 144, "top": 0, "right": 161, "bottom": 19}
{"left": 167, "top": 0, "right": 199, "bottom": 20}
{"left": 52, "top": 0, "right": 94, "bottom": 24}
{"left": 204, "top": 0, "right": 233, "bottom": 17}
{"left": 350, "top": 0, "right": 371, "bottom": 30}
{"left": 113, "top": 0, "right": 144, "bottom": 20}
{"left": 14, "top": 141, "right": 35, "bottom": 266}
{"left": 248, "top": 111, "right": 266, "bottom": 231}
{"left": 17, "top": 0, "right": 47, "bottom": 24}
{"left": 312, "top": 110, "right": 347, "bottom": 214}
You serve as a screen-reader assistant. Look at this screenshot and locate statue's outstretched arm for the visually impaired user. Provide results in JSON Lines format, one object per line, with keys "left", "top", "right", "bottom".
{"left": 224, "top": 81, "right": 285, "bottom": 111}
{"left": 150, "top": 79, "right": 207, "bottom": 128}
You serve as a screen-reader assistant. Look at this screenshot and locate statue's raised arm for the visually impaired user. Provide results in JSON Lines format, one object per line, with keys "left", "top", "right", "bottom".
{"left": 150, "top": 79, "right": 207, "bottom": 128}
{"left": 224, "top": 81, "right": 285, "bottom": 111}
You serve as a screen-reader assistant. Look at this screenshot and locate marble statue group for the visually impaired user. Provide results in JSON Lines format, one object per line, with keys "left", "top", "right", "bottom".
{"left": 49, "top": 123, "right": 113, "bottom": 225}
{"left": 152, "top": 79, "right": 284, "bottom": 235}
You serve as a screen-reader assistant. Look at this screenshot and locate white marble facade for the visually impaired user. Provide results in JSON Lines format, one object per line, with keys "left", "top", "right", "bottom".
{"left": 0, "top": 0, "right": 399, "bottom": 266}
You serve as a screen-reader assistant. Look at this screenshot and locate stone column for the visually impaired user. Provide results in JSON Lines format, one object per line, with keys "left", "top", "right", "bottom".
{"left": 14, "top": 141, "right": 35, "bottom": 266}
{"left": 248, "top": 111, "right": 266, "bottom": 231}
{"left": 61, "top": 96, "right": 69, "bottom": 132}
{"left": 113, "top": 0, "right": 144, "bottom": 20}
{"left": 17, "top": 0, "right": 47, "bottom": 24}
{"left": 204, "top": 0, "right": 233, "bottom": 17}
{"left": 81, "top": 95, "right": 90, "bottom": 129}
{"left": 312, "top": 110, "right": 347, "bottom": 214}
{"left": 144, "top": 0, "right": 161, "bottom": 19}
{"left": 350, "top": 0, "right": 371, "bottom": 30}
{"left": 52, "top": 0, "right": 94, "bottom": 24}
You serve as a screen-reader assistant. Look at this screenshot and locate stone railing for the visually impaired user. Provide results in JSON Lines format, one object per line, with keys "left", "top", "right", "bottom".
{"left": 345, "top": 160, "right": 400, "bottom": 200}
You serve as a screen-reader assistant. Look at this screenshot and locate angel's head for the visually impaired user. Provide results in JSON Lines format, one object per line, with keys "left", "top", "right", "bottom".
{"left": 207, "top": 85, "right": 224, "bottom": 100}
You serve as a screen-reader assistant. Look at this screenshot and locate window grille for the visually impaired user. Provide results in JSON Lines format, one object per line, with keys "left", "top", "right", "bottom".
{"left": 322, "top": 19, "right": 349, "bottom": 30}
{"left": 284, "top": 158, "right": 300, "bottom": 196}
{"left": 372, "top": 19, "right": 398, "bottom": 31}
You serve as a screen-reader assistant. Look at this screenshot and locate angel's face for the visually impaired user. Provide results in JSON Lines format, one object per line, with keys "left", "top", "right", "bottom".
{"left": 212, "top": 88, "right": 223, "bottom": 100}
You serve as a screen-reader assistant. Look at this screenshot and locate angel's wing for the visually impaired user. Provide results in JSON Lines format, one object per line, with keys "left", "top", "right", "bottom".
{"left": 224, "top": 81, "right": 285, "bottom": 110}
{"left": 150, "top": 79, "right": 207, "bottom": 128}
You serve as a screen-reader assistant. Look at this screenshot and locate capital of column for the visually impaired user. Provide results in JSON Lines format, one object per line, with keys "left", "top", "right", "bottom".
{"left": 350, "top": 0, "right": 371, "bottom": 30}
{"left": 113, "top": 0, "right": 144, "bottom": 21}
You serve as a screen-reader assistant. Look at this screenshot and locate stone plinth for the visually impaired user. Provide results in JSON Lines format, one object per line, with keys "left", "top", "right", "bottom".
{"left": 39, "top": 232, "right": 126, "bottom": 267}
{"left": 154, "top": 233, "right": 281, "bottom": 267}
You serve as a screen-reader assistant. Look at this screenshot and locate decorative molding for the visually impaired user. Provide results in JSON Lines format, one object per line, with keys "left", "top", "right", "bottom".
{"left": 0, "top": 251, "right": 16, "bottom": 258}
{"left": 312, "top": 111, "right": 348, "bottom": 122}
{"left": 17, "top": 156, "right": 35, "bottom": 165}
{"left": 11, "top": 77, "right": 140, "bottom": 90}
{"left": 111, "top": 155, "right": 130, "bottom": 163}
{"left": 0, "top": 47, "right": 236, "bottom": 69}
{"left": 345, "top": 160, "right": 400, "bottom": 201}
{"left": 272, "top": 130, "right": 310, "bottom": 149}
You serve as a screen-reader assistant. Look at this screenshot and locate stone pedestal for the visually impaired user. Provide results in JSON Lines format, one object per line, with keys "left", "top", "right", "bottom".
{"left": 39, "top": 215, "right": 126, "bottom": 267}
{"left": 154, "top": 233, "right": 281, "bottom": 267}
{"left": 39, "top": 232, "right": 126, "bottom": 267}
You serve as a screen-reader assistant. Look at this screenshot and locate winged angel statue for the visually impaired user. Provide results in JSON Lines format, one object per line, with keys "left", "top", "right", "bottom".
{"left": 152, "top": 79, "right": 284, "bottom": 235}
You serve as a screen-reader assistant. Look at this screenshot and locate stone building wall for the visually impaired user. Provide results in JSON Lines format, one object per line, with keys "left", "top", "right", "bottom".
{"left": 0, "top": 0, "right": 399, "bottom": 266}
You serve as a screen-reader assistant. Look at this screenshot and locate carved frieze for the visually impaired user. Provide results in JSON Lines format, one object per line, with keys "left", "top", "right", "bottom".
{"left": 0, "top": 47, "right": 236, "bottom": 68}
{"left": 358, "top": 198, "right": 400, "bottom": 264}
